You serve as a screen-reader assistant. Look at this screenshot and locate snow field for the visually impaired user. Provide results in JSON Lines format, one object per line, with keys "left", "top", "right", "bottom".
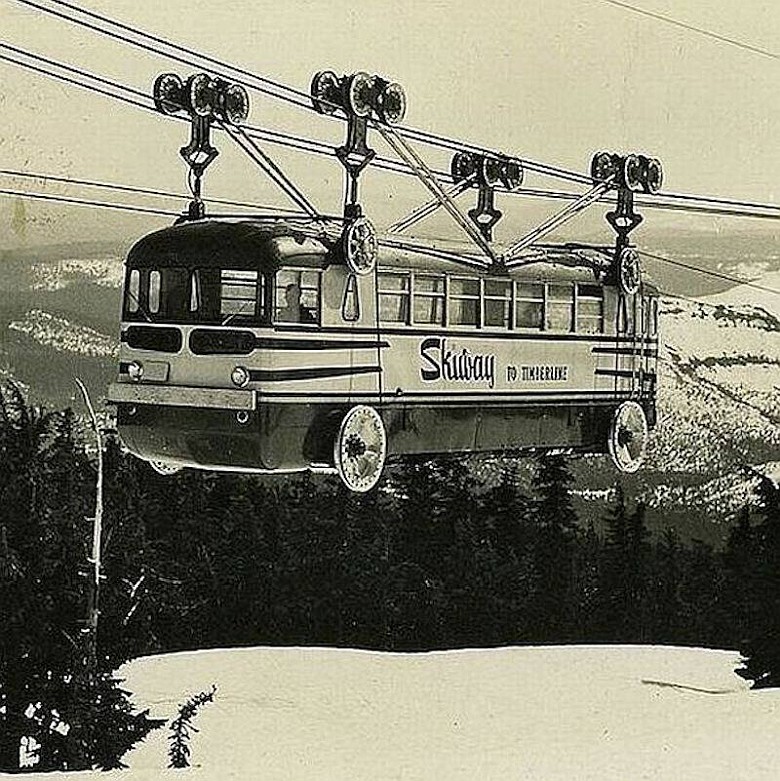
{"left": 88, "top": 645, "right": 780, "bottom": 781}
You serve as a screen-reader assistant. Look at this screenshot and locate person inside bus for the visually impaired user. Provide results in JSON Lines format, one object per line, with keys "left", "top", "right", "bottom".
{"left": 278, "top": 282, "right": 302, "bottom": 322}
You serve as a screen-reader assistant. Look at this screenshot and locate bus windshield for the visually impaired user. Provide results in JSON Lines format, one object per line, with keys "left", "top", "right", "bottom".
{"left": 123, "top": 266, "right": 270, "bottom": 326}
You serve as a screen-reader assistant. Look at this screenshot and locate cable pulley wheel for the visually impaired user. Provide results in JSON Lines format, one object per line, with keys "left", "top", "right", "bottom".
{"left": 342, "top": 217, "right": 378, "bottom": 275}
{"left": 618, "top": 247, "right": 642, "bottom": 296}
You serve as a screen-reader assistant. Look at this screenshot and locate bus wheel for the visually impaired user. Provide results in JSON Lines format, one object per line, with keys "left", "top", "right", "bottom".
{"left": 147, "top": 460, "right": 183, "bottom": 476}
{"left": 608, "top": 401, "right": 648, "bottom": 473}
{"left": 333, "top": 405, "right": 387, "bottom": 493}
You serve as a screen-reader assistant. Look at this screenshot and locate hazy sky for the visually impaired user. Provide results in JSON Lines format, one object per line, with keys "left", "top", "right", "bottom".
{"left": 1, "top": 0, "right": 778, "bottom": 247}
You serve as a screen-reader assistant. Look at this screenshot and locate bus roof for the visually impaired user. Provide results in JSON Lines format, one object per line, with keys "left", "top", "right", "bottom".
{"left": 127, "top": 218, "right": 658, "bottom": 290}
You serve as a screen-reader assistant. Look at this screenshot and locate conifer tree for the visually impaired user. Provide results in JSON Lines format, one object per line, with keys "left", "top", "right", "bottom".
{"left": 738, "top": 475, "right": 780, "bottom": 688}
{"left": 527, "top": 453, "right": 579, "bottom": 641}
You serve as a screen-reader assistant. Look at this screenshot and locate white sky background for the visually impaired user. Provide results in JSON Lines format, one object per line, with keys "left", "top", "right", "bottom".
{"left": 0, "top": 0, "right": 778, "bottom": 246}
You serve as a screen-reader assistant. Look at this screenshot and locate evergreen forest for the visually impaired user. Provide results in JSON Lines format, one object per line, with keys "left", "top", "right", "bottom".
{"left": 1, "top": 383, "right": 779, "bottom": 771}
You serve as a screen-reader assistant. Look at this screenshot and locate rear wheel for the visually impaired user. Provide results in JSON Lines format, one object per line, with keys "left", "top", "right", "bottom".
{"left": 608, "top": 401, "right": 648, "bottom": 473}
{"left": 333, "top": 405, "right": 387, "bottom": 493}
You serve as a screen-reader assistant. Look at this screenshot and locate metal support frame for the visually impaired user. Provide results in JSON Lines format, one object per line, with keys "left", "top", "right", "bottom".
{"left": 179, "top": 115, "right": 219, "bottom": 220}
{"left": 469, "top": 184, "right": 502, "bottom": 241}
{"left": 387, "top": 176, "right": 474, "bottom": 234}
{"left": 335, "top": 115, "right": 376, "bottom": 219}
{"left": 606, "top": 186, "right": 644, "bottom": 256}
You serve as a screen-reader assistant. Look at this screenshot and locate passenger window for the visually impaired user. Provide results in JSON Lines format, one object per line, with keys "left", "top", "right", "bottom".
{"left": 515, "top": 283, "right": 544, "bottom": 329}
{"left": 413, "top": 274, "right": 445, "bottom": 325}
{"left": 484, "top": 279, "right": 511, "bottom": 328}
{"left": 546, "top": 284, "right": 574, "bottom": 331}
{"left": 342, "top": 274, "right": 360, "bottom": 322}
{"left": 378, "top": 272, "right": 410, "bottom": 323}
{"left": 449, "top": 277, "right": 480, "bottom": 326}
{"left": 576, "top": 284, "right": 604, "bottom": 334}
{"left": 275, "top": 269, "right": 320, "bottom": 324}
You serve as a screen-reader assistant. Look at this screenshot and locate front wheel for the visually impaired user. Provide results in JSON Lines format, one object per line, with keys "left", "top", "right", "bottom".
{"left": 333, "top": 405, "right": 387, "bottom": 493}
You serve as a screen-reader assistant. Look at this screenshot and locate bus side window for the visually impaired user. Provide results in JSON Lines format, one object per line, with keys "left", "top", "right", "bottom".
{"left": 546, "top": 284, "right": 574, "bottom": 331}
{"left": 515, "top": 283, "right": 544, "bottom": 329}
{"left": 413, "top": 274, "right": 445, "bottom": 325}
{"left": 576, "top": 284, "right": 604, "bottom": 334}
{"left": 342, "top": 274, "right": 360, "bottom": 322}
{"left": 275, "top": 269, "right": 320, "bottom": 324}
{"left": 378, "top": 272, "right": 410, "bottom": 323}
{"left": 449, "top": 277, "right": 480, "bottom": 326}
{"left": 484, "top": 279, "right": 511, "bottom": 328}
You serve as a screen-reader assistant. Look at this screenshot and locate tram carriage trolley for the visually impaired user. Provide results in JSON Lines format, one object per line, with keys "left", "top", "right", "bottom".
{"left": 107, "top": 69, "right": 662, "bottom": 492}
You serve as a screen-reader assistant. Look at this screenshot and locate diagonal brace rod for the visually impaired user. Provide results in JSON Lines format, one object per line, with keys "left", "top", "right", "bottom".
{"left": 387, "top": 176, "right": 475, "bottom": 234}
{"left": 376, "top": 124, "right": 496, "bottom": 265}
{"left": 223, "top": 123, "right": 320, "bottom": 219}
{"left": 503, "top": 180, "right": 613, "bottom": 266}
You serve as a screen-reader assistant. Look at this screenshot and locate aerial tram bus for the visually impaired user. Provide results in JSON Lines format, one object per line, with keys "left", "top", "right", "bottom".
{"left": 107, "top": 70, "right": 662, "bottom": 491}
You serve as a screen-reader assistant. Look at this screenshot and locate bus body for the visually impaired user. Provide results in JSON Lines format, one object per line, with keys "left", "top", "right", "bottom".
{"left": 107, "top": 218, "right": 659, "bottom": 485}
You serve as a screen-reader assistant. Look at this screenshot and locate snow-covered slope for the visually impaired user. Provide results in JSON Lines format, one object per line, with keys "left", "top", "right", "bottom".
{"left": 11, "top": 645, "right": 779, "bottom": 781}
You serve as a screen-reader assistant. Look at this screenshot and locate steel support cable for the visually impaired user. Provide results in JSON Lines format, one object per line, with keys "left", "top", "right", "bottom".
{"left": 0, "top": 167, "right": 287, "bottom": 213}
{"left": 0, "top": 186, "right": 180, "bottom": 217}
{"left": 593, "top": 0, "right": 778, "bottom": 61}
{"left": 5, "top": 39, "right": 780, "bottom": 231}
{"left": 504, "top": 180, "right": 613, "bottom": 263}
{"left": 12, "top": 0, "right": 311, "bottom": 110}
{"left": 222, "top": 123, "right": 320, "bottom": 218}
{"left": 11, "top": 0, "right": 598, "bottom": 186}
{"left": 377, "top": 125, "right": 497, "bottom": 264}
{"left": 0, "top": 48, "right": 151, "bottom": 112}
{"left": 636, "top": 248, "right": 780, "bottom": 297}
{"left": 656, "top": 189, "right": 780, "bottom": 213}
{"left": 17, "top": 0, "right": 780, "bottom": 208}
{"left": 4, "top": 44, "right": 777, "bottom": 225}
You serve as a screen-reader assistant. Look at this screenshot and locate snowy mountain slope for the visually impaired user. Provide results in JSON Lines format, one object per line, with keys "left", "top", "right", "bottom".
{"left": 7, "top": 645, "right": 780, "bottom": 781}
{"left": 636, "top": 291, "right": 780, "bottom": 519}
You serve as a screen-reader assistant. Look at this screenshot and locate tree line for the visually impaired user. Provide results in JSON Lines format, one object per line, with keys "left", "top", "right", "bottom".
{"left": 1, "top": 383, "right": 779, "bottom": 771}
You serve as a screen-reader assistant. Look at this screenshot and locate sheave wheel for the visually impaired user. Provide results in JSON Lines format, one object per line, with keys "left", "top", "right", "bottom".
{"left": 148, "top": 460, "right": 183, "bottom": 476}
{"left": 608, "top": 401, "right": 648, "bottom": 473}
{"left": 333, "top": 405, "right": 387, "bottom": 493}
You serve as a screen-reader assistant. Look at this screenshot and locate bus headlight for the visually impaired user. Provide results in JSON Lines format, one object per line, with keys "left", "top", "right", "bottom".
{"left": 127, "top": 361, "right": 144, "bottom": 382}
{"left": 231, "top": 366, "right": 250, "bottom": 387}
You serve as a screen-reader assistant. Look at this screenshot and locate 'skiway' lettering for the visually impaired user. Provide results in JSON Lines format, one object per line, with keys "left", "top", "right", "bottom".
{"left": 420, "top": 337, "right": 496, "bottom": 388}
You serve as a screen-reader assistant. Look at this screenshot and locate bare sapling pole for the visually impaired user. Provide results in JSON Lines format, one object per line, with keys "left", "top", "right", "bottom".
{"left": 75, "top": 378, "right": 104, "bottom": 677}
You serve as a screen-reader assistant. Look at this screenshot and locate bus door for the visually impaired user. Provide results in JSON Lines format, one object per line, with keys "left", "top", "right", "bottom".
{"left": 339, "top": 269, "right": 382, "bottom": 403}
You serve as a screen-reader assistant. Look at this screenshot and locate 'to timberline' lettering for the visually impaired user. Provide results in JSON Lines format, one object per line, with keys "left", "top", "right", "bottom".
{"left": 420, "top": 337, "right": 496, "bottom": 389}
{"left": 521, "top": 365, "right": 569, "bottom": 382}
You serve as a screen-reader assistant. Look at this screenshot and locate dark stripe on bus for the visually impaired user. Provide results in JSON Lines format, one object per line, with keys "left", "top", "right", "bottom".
{"left": 253, "top": 337, "right": 389, "bottom": 351}
{"left": 254, "top": 389, "right": 641, "bottom": 400}
{"left": 248, "top": 365, "right": 381, "bottom": 382}
{"left": 595, "top": 368, "right": 655, "bottom": 379}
